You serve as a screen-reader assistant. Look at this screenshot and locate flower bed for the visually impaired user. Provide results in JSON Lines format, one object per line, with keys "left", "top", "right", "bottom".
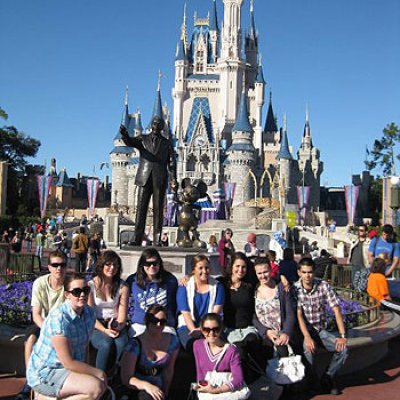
{"left": 0, "top": 280, "right": 34, "bottom": 326}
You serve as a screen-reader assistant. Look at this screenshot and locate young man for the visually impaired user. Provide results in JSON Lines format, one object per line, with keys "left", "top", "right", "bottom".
{"left": 349, "top": 224, "right": 370, "bottom": 291}
{"left": 368, "top": 224, "right": 400, "bottom": 276}
{"left": 15, "top": 249, "right": 67, "bottom": 400}
{"left": 72, "top": 226, "right": 89, "bottom": 272}
{"left": 294, "top": 257, "right": 348, "bottom": 395}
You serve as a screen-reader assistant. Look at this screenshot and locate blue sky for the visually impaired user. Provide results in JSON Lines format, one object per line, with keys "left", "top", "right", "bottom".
{"left": 1, "top": 0, "right": 399, "bottom": 186}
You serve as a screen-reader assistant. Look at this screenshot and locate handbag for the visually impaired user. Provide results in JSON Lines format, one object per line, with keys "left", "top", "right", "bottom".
{"left": 197, "top": 344, "right": 251, "bottom": 400}
{"left": 266, "top": 345, "right": 305, "bottom": 385}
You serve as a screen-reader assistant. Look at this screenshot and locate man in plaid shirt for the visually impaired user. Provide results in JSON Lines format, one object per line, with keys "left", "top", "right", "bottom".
{"left": 294, "top": 257, "right": 348, "bottom": 395}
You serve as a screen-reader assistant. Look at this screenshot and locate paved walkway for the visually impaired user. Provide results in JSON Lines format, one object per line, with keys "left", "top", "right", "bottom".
{"left": 2, "top": 337, "right": 399, "bottom": 400}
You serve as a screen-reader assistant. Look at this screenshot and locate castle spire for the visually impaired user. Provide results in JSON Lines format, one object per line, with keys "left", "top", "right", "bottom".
{"left": 181, "top": 3, "right": 188, "bottom": 49}
{"left": 232, "top": 84, "right": 252, "bottom": 133}
{"left": 264, "top": 91, "right": 278, "bottom": 133}
{"left": 278, "top": 115, "right": 292, "bottom": 160}
{"left": 255, "top": 54, "right": 265, "bottom": 83}
{"left": 249, "top": 0, "right": 256, "bottom": 39}
{"left": 209, "top": 0, "right": 219, "bottom": 31}
{"left": 122, "top": 86, "right": 130, "bottom": 128}
{"left": 302, "top": 104, "right": 313, "bottom": 147}
{"left": 148, "top": 72, "right": 164, "bottom": 128}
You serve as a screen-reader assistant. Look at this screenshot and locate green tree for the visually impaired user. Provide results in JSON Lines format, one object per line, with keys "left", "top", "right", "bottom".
{"left": 0, "top": 107, "right": 41, "bottom": 215}
{"left": 365, "top": 123, "right": 400, "bottom": 176}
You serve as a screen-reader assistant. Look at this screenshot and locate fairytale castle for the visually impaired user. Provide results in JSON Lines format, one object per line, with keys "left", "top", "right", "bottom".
{"left": 111, "top": 0, "right": 323, "bottom": 215}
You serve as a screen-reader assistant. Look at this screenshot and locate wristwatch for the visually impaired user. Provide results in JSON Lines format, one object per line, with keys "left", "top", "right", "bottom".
{"left": 339, "top": 333, "right": 346, "bottom": 339}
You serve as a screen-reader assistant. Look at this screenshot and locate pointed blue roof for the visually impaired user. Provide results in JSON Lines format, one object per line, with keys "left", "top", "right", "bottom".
{"left": 175, "top": 39, "right": 186, "bottom": 61}
{"left": 135, "top": 112, "right": 143, "bottom": 132}
{"left": 256, "top": 64, "right": 265, "bottom": 83}
{"left": 185, "top": 97, "right": 214, "bottom": 143}
{"left": 114, "top": 99, "right": 131, "bottom": 140}
{"left": 209, "top": 0, "right": 218, "bottom": 31}
{"left": 56, "top": 169, "right": 73, "bottom": 187}
{"left": 264, "top": 93, "right": 278, "bottom": 133}
{"left": 278, "top": 128, "right": 292, "bottom": 160}
{"left": 147, "top": 88, "right": 163, "bottom": 129}
{"left": 232, "top": 91, "right": 252, "bottom": 133}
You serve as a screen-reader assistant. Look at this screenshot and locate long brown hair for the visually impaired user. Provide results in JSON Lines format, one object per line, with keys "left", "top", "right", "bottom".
{"left": 136, "top": 248, "right": 168, "bottom": 289}
{"left": 94, "top": 250, "right": 123, "bottom": 300}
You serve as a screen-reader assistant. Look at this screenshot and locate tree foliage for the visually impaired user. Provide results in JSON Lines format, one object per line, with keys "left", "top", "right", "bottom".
{"left": 1, "top": 107, "right": 41, "bottom": 215}
{"left": 365, "top": 123, "right": 400, "bottom": 176}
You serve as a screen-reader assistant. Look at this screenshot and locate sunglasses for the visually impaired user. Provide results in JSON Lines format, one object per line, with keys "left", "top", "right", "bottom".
{"left": 143, "top": 261, "right": 159, "bottom": 267}
{"left": 67, "top": 286, "right": 91, "bottom": 297}
{"left": 148, "top": 315, "right": 167, "bottom": 325}
{"left": 50, "top": 262, "right": 67, "bottom": 268}
{"left": 202, "top": 326, "right": 221, "bottom": 334}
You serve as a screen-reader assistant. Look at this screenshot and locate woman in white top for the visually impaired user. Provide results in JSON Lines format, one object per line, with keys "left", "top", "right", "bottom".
{"left": 88, "top": 250, "right": 129, "bottom": 373}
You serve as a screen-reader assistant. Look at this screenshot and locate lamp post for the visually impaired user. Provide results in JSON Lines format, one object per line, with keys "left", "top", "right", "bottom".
{"left": 390, "top": 176, "right": 400, "bottom": 233}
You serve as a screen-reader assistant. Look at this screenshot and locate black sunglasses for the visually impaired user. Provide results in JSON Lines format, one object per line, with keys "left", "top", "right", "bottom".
{"left": 50, "top": 262, "right": 67, "bottom": 268}
{"left": 202, "top": 326, "right": 221, "bottom": 334}
{"left": 143, "top": 260, "right": 160, "bottom": 267}
{"left": 148, "top": 314, "right": 167, "bottom": 325}
{"left": 67, "top": 286, "right": 91, "bottom": 297}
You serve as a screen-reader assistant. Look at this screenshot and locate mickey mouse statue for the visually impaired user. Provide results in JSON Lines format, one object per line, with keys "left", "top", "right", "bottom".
{"left": 177, "top": 179, "right": 207, "bottom": 249}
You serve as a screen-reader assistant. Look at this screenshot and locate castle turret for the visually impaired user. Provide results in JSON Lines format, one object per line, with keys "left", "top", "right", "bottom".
{"left": 209, "top": 0, "right": 219, "bottom": 62}
{"left": 227, "top": 87, "right": 256, "bottom": 206}
{"left": 110, "top": 88, "right": 134, "bottom": 207}
{"left": 297, "top": 107, "right": 323, "bottom": 209}
{"left": 253, "top": 56, "right": 265, "bottom": 158}
{"left": 245, "top": 0, "right": 258, "bottom": 85}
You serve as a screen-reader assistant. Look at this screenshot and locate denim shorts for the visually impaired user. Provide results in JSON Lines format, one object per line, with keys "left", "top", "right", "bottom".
{"left": 33, "top": 368, "right": 70, "bottom": 397}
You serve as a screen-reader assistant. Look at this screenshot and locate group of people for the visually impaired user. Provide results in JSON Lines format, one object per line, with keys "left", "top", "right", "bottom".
{"left": 349, "top": 223, "right": 400, "bottom": 310}
{"left": 15, "top": 235, "right": 354, "bottom": 400}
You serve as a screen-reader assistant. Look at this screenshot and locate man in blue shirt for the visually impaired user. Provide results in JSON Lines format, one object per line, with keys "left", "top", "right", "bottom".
{"left": 368, "top": 224, "right": 400, "bottom": 276}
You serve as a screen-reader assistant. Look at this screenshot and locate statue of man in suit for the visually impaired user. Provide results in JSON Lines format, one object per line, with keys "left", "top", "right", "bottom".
{"left": 120, "top": 115, "right": 177, "bottom": 246}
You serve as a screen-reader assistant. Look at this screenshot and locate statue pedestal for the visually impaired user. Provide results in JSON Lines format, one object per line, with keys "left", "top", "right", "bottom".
{"left": 104, "top": 213, "right": 119, "bottom": 247}
{"left": 118, "top": 246, "right": 220, "bottom": 279}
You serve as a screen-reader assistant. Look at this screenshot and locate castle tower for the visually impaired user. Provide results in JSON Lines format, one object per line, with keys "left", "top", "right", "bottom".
{"left": 226, "top": 87, "right": 256, "bottom": 206}
{"left": 297, "top": 107, "right": 323, "bottom": 209}
{"left": 245, "top": 0, "right": 258, "bottom": 86}
{"left": 277, "top": 115, "right": 293, "bottom": 209}
{"left": 110, "top": 88, "right": 134, "bottom": 207}
{"left": 253, "top": 56, "right": 265, "bottom": 159}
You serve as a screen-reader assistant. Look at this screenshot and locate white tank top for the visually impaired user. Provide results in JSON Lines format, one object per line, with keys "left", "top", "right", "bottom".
{"left": 88, "top": 279, "right": 123, "bottom": 320}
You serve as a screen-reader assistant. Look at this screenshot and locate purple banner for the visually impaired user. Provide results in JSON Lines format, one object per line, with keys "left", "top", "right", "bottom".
{"left": 37, "top": 175, "right": 53, "bottom": 219}
{"left": 224, "top": 182, "right": 236, "bottom": 209}
{"left": 344, "top": 185, "right": 359, "bottom": 225}
{"left": 296, "top": 186, "right": 311, "bottom": 222}
{"left": 87, "top": 178, "right": 100, "bottom": 217}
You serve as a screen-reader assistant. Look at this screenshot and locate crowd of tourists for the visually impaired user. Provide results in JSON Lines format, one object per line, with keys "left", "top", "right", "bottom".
{"left": 11, "top": 224, "right": 400, "bottom": 400}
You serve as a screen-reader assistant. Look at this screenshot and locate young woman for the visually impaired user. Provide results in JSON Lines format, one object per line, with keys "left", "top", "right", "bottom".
{"left": 193, "top": 313, "right": 250, "bottom": 399}
{"left": 218, "top": 252, "right": 260, "bottom": 382}
{"left": 120, "top": 304, "right": 180, "bottom": 400}
{"left": 207, "top": 235, "right": 218, "bottom": 253}
{"left": 27, "top": 272, "right": 106, "bottom": 399}
{"left": 126, "top": 248, "right": 178, "bottom": 336}
{"left": 88, "top": 250, "right": 129, "bottom": 373}
{"left": 176, "top": 254, "right": 225, "bottom": 351}
{"left": 253, "top": 257, "right": 296, "bottom": 362}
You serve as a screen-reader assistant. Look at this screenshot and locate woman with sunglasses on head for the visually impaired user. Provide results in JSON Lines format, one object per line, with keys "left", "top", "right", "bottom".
{"left": 253, "top": 257, "right": 296, "bottom": 364}
{"left": 120, "top": 304, "right": 179, "bottom": 400}
{"left": 193, "top": 313, "right": 250, "bottom": 399}
{"left": 126, "top": 248, "right": 178, "bottom": 336}
{"left": 177, "top": 254, "right": 225, "bottom": 351}
{"left": 88, "top": 250, "right": 129, "bottom": 373}
{"left": 27, "top": 272, "right": 106, "bottom": 400}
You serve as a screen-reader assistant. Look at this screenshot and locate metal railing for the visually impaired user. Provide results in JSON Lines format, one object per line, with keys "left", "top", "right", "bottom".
{"left": 327, "top": 288, "right": 381, "bottom": 331}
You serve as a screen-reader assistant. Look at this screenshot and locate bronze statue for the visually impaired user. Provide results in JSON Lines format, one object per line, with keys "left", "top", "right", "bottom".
{"left": 177, "top": 179, "right": 207, "bottom": 249}
{"left": 120, "top": 116, "right": 177, "bottom": 246}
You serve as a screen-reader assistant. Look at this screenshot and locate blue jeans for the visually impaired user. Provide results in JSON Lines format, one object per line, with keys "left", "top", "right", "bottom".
{"left": 91, "top": 328, "right": 129, "bottom": 372}
{"left": 303, "top": 328, "right": 348, "bottom": 378}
